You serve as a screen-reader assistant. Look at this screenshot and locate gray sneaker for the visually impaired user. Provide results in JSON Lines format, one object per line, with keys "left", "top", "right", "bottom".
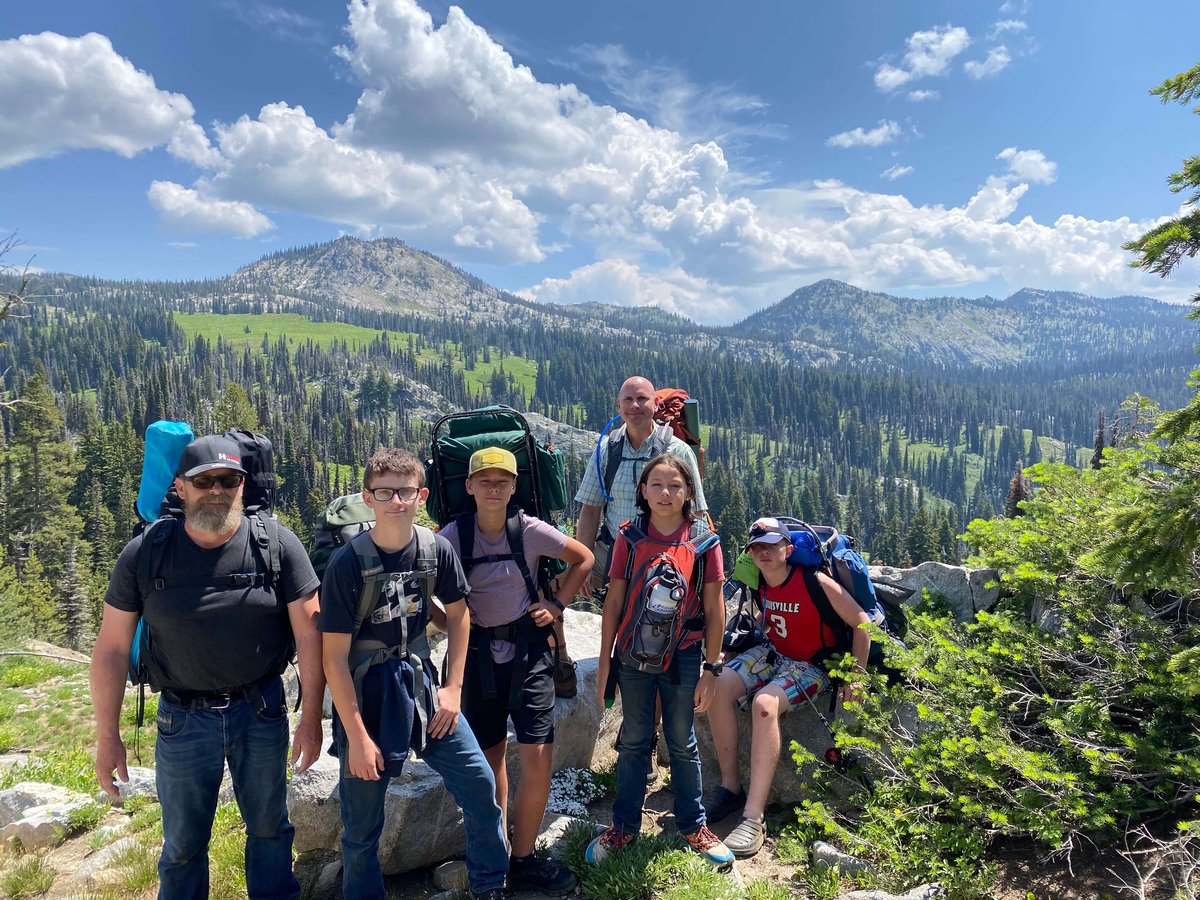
{"left": 725, "top": 815, "right": 766, "bottom": 858}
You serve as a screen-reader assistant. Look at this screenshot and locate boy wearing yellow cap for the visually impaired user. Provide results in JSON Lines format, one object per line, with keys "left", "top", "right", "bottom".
{"left": 439, "top": 447, "right": 594, "bottom": 896}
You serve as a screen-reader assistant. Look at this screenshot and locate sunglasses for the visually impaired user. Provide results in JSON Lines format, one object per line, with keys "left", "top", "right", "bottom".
{"left": 369, "top": 487, "right": 421, "bottom": 502}
{"left": 187, "top": 473, "right": 245, "bottom": 490}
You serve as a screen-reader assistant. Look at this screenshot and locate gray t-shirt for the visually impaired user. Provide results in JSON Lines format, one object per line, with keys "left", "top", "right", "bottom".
{"left": 105, "top": 516, "right": 319, "bottom": 693}
{"left": 441, "top": 514, "right": 568, "bottom": 663}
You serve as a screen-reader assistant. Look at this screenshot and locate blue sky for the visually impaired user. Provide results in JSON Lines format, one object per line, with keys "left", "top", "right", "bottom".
{"left": 0, "top": 0, "right": 1196, "bottom": 323}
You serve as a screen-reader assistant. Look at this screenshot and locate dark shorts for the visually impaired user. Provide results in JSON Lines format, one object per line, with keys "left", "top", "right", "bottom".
{"left": 462, "top": 639, "right": 556, "bottom": 750}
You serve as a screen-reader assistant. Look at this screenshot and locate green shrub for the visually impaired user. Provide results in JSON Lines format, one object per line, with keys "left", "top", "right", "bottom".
{"left": 785, "top": 447, "right": 1200, "bottom": 898}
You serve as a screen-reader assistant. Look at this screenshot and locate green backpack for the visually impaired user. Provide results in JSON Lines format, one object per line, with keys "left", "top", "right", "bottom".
{"left": 309, "top": 492, "right": 376, "bottom": 578}
{"left": 424, "top": 405, "right": 568, "bottom": 527}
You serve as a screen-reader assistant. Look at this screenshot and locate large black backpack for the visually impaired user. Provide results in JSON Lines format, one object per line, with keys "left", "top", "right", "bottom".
{"left": 129, "top": 427, "right": 286, "bottom": 723}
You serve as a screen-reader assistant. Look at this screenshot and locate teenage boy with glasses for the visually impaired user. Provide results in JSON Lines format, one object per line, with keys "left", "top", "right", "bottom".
{"left": 91, "top": 435, "right": 325, "bottom": 899}
{"left": 320, "top": 448, "right": 508, "bottom": 900}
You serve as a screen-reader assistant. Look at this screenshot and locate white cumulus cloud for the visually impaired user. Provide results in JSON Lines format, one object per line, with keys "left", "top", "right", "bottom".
{"left": 519, "top": 258, "right": 741, "bottom": 323}
{"left": 907, "top": 89, "right": 940, "bottom": 102}
{"left": 827, "top": 120, "right": 901, "bottom": 149}
{"left": 147, "top": 181, "right": 274, "bottom": 237}
{"left": 965, "top": 46, "right": 1012, "bottom": 79}
{"left": 882, "top": 164, "right": 914, "bottom": 181}
{"left": 998, "top": 147, "right": 1057, "bottom": 184}
{"left": 0, "top": 32, "right": 197, "bottom": 168}
{"left": 874, "top": 25, "right": 971, "bottom": 92}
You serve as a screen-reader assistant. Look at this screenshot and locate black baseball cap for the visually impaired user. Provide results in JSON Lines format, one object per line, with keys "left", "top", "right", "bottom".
{"left": 178, "top": 435, "right": 247, "bottom": 477}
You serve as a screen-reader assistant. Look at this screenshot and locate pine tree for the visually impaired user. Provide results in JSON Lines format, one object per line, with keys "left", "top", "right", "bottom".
{"left": 1091, "top": 408, "right": 1106, "bottom": 470}
{"left": 214, "top": 383, "right": 260, "bottom": 432}
{"left": 905, "top": 505, "right": 937, "bottom": 565}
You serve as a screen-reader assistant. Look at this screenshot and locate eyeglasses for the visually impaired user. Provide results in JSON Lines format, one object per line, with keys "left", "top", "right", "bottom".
{"left": 369, "top": 487, "right": 421, "bottom": 502}
{"left": 187, "top": 473, "right": 244, "bottom": 490}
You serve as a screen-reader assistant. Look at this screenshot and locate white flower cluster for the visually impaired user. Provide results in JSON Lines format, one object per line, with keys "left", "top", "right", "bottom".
{"left": 545, "top": 767, "right": 608, "bottom": 818}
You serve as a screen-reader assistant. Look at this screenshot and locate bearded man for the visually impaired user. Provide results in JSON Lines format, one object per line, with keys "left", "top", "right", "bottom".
{"left": 90, "top": 434, "right": 323, "bottom": 900}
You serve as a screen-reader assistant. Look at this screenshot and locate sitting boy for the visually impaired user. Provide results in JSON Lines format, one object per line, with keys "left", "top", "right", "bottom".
{"left": 703, "top": 517, "right": 871, "bottom": 858}
{"left": 440, "top": 446, "right": 594, "bottom": 895}
{"left": 320, "top": 448, "right": 508, "bottom": 900}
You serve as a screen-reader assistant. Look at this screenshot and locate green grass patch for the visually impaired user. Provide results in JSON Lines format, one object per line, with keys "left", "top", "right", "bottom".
{"left": 176, "top": 312, "right": 393, "bottom": 354}
{"left": 209, "top": 802, "right": 249, "bottom": 898}
{"left": 0, "top": 854, "right": 56, "bottom": 899}
{"left": 65, "top": 801, "right": 107, "bottom": 836}
{"left": 563, "top": 823, "right": 744, "bottom": 900}
{"left": 126, "top": 796, "right": 163, "bottom": 835}
{"left": 0, "top": 747, "right": 97, "bottom": 793}
{"left": 0, "top": 655, "right": 79, "bottom": 688}
{"left": 108, "top": 839, "right": 160, "bottom": 894}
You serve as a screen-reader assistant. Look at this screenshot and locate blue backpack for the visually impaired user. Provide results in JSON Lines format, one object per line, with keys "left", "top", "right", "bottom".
{"left": 781, "top": 518, "right": 907, "bottom": 665}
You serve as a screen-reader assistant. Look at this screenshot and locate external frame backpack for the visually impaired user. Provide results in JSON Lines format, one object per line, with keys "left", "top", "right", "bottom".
{"left": 610, "top": 515, "right": 720, "bottom": 678}
{"left": 426, "top": 405, "right": 569, "bottom": 705}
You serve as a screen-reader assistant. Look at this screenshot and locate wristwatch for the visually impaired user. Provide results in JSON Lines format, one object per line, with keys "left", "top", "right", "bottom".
{"left": 702, "top": 660, "right": 723, "bottom": 677}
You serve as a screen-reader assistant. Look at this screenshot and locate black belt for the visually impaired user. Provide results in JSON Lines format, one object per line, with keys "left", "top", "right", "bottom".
{"left": 161, "top": 674, "right": 276, "bottom": 712}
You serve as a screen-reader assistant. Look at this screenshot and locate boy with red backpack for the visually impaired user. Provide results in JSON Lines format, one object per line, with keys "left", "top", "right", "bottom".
{"left": 588, "top": 454, "right": 733, "bottom": 868}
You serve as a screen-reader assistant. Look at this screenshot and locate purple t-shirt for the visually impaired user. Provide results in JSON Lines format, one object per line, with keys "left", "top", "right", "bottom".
{"left": 441, "top": 515, "right": 569, "bottom": 663}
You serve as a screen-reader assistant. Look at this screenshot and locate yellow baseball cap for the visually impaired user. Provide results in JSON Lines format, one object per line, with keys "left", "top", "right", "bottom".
{"left": 468, "top": 446, "right": 518, "bottom": 477}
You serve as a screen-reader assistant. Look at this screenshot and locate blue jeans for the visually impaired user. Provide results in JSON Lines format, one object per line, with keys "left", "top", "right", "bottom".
{"left": 336, "top": 714, "right": 508, "bottom": 899}
{"left": 613, "top": 646, "right": 706, "bottom": 835}
{"left": 154, "top": 677, "right": 298, "bottom": 900}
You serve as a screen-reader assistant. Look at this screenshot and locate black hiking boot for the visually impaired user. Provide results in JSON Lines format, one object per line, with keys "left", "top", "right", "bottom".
{"left": 508, "top": 853, "right": 578, "bottom": 895}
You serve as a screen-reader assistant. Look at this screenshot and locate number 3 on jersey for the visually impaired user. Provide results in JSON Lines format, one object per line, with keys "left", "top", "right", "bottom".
{"left": 768, "top": 613, "right": 788, "bottom": 639}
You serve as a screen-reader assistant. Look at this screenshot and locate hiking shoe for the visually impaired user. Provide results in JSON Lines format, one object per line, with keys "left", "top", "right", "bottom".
{"left": 681, "top": 825, "right": 735, "bottom": 867}
{"left": 554, "top": 654, "right": 577, "bottom": 699}
{"left": 508, "top": 854, "right": 578, "bottom": 895}
{"left": 585, "top": 826, "right": 636, "bottom": 865}
{"left": 725, "top": 815, "right": 766, "bottom": 858}
{"left": 702, "top": 785, "right": 746, "bottom": 824}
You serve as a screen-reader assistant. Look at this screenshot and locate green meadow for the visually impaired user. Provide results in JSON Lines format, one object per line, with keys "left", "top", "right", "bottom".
{"left": 175, "top": 312, "right": 392, "bottom": 352}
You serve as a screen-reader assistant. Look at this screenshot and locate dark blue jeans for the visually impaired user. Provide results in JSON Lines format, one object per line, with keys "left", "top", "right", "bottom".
{"left": 612, "top": 646, "right": 706, "bottom": 835}
{"left": 336, "top": 714, "right": 508, "bottom": 899}
{"left": 154, "top": 677, "right": 298, "bottom": 900}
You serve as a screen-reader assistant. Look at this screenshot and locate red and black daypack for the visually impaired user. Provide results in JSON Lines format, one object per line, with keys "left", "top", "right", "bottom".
{"left": 611, "top": 515, "right": 720, "bottom": 676}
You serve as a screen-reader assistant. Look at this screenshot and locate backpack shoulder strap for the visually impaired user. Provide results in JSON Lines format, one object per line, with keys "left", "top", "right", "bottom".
{"left": 620, "top": 515, "right": 648, "bottom": 582}
{"left": 136, "top": 517, "right": 177, "bottom": 597}
{"left": 506, "top": 510, "right": 542, "bottom": 604}
{"left": 649, "top": 422, "right": 673, "bottom": 457}
{"left": 412, "top": 524, "right": 438, "bottom": 607}
{"left": 349, "top": 530, "right": 385, "bottom": 638}
{"left": 456, "top": 512, "right": 477, "bottom": 578}
{"left": 248, "top": 512, "right": 282, "bottom": 585}
{"left": 601, "top": 430, "right": 626, "bottom": 501}
{"left": 802, "top": 566, "right": 852, "bottom": 659}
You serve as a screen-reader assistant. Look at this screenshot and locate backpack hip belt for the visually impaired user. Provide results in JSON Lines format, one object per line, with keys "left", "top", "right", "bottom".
{"left": 469, "top": 614, "right": 553, "bottom": 709}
